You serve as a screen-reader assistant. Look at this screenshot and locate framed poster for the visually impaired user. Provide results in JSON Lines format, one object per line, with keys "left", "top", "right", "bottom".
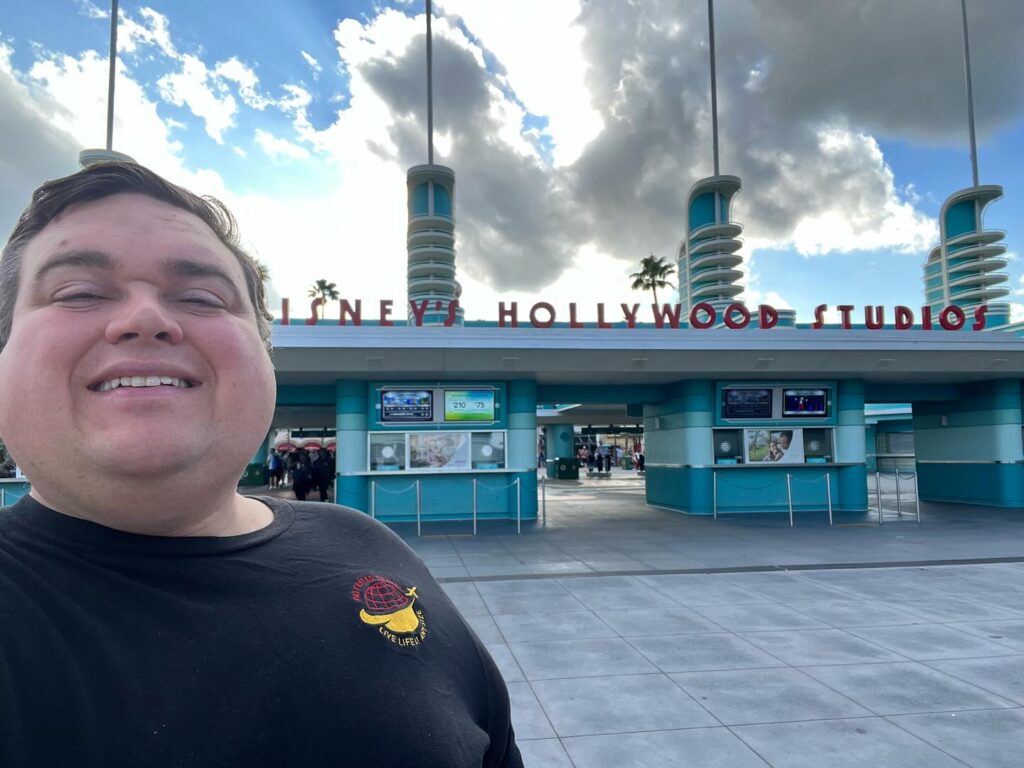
{"left": 444, "top": 390, "right": 495, "bottom": 422}
{"left": 381, "top": 390, "right": 433, "bottom": 422}
{"left": 744, "top": 428, "right": 806, "bottom": 464}
{"left": 409, "top": 432, "right": 471, "bottom": 470}
{"left": 369, "top": 433, "right": 406, "bottom": 471}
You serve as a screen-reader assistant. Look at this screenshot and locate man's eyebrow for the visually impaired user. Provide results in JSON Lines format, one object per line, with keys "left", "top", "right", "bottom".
{"left": 33, "top": 250, "right": 115, "bottom": 283}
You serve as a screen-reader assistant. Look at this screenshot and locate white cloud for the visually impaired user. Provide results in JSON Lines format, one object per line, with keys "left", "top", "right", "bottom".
{"left": 214, "top": 57, "right": 273, "bottom": 110}
{"left": 118, "top": 7, "right": 177, "bottom": 58}
{"left": 253, "top": 128, "right": 309, "bottom": 161}
{"left": 766, "top": 128, "right": 936, "bottom": 256}
{"left": 439, "top": 0, "right": 602, "bottom": 166}
{"left": 300, "top": 50, "right": 321, "bottom": 78}
{"left": 157, "top": 54, "right": 237, "bottom": 143}
{"left": 75, "top": 0, "right": 108, "bottom": 20}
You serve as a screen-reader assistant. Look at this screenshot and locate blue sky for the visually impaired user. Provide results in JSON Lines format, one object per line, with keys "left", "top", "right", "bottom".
{"left": 1, "top": 0, "right": 1022, "bottom": 323}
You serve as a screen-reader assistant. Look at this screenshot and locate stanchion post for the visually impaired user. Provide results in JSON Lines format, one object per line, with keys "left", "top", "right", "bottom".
{"left": 0, "top": 488, "right": 5, "bottom": 507}
{"left": 825, "top": 473, "right": 833, "bottom": 526}
{"left": 713, "top": 471, "right": 718, "bottom": 520}
{"left": 541, "top": 475, "right": 547, "bottom": 527}
{"left": 895, "top": 470, "right": 903, "bottom": 517}
{"left": 370, "top": 480, "right": 376, "bottom": 519}
{"left": 914, "top": 472, "right": 921, "bottom": 523}
{"left": 416, "top": 480, "right": 422, "bottom": 537}
{"left": 515, "top": 477, "right": 521, "bottom": 535}
{"left": 786, "top": 473, "right": 794, "bottom": 527}
{"left": 472, "top": 478, "right": 478, "bottom": 536}
{"left": 876, "top": 471, "right": 883, "bottom": 526}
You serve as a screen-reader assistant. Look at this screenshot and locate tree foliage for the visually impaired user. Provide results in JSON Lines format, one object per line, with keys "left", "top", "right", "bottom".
{"left": 307, "top": 279, "right": 340, "bottom": 319}
{"left": 630, "top": 254, "right": 676, "bottom": 306}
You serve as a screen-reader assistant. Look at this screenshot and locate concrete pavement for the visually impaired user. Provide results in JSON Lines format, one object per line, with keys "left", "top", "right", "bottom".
{"left": 251, "top": 473, "right": 1024, "bottom": 766}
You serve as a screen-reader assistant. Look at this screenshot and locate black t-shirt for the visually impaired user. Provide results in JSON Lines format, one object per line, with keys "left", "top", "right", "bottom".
{"left": 0, "top": 496, "right": 522, "bottom": 768}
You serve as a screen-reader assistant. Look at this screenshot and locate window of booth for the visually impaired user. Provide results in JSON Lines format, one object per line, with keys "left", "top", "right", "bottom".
{"left": 367, "top": 430, "right": 507, "bottom": 473}
{"left": 713, "top": 427, "right": 834, "bottom": 465}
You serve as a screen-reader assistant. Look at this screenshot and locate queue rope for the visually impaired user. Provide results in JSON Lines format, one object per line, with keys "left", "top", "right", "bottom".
{"left": 474, "top": 479, "right": 520, "bottom": 491}
{"left": 716, "top": 475, "right": 789, "bottom": 492}
{"left": 374, "top": 482, "right": 419, "bottom": 495}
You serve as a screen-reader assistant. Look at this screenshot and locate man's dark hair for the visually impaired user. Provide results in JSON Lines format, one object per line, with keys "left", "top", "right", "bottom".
{"left": 0, "top": 162, "right": 273, "bottom": 352}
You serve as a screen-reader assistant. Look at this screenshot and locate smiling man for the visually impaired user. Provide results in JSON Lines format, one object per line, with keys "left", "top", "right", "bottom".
{"left": 0, "top": 162, "right": 521, "bottom": 767}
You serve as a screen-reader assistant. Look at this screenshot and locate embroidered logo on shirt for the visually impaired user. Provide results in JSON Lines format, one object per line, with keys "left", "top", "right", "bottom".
{"left": 353, "top": 575, "right": 428, "bottom": 647}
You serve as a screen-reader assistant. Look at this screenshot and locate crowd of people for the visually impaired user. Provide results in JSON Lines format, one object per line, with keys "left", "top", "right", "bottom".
{"left": 267, "top": 448, "right": 336, "bottom": 502}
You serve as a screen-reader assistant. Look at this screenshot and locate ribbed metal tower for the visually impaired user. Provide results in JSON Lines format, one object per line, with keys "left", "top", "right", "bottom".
{"left": 406, "top": 0, "right": 463, "bottom": 326}
{"left": 922, "top": 0, "right": 1010, "bottom": 329}
{"left": 406, "top": 164, "right": 464, "bottom": 325}
{"left": 678, "top": 175, "right": 745, "bottom": 315}
{"left": 924, "top": 186, "right": 1009, "bottom": 326}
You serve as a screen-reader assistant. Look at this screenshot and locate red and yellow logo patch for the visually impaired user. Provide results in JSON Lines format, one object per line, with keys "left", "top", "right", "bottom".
{"left": 353, "top": 575, "right": 428, "bottom": 647}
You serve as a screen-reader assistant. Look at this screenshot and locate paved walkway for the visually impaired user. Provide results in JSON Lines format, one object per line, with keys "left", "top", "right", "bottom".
{"left": 413, "top": 474, "right": 1024, "bottom": 767}
{"left": 251, "top": 475, "right": 1024, "bottom": 766}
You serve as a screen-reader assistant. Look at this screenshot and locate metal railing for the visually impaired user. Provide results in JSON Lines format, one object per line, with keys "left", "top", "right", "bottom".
{"left": 872, "top": 470, "right": 921, "bottom": 525}
{"left": 369, "top": 476, "right": 524, "bottom": 535}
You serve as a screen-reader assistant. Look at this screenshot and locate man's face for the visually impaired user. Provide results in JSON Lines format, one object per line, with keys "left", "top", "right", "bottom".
{"left": 778, "top": 434, "right": 790, "bottom": 449}
{"left": 0, "top": 194, "right": 275, "bottom": 488}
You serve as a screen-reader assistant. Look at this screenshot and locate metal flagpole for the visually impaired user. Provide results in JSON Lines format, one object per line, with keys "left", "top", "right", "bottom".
{"left": 707, "top": 0, "right": 720, "bottom": 176}
{"left": 426, "top": 0, "right": 434, "bottom": 165}
{"left": 960, "top": 0, "right": 979, "bottom": 186}
{"left": 106, "top": 0, "right": 120, "bottom": 151}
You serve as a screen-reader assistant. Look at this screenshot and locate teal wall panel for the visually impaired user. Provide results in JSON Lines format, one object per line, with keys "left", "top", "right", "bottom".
{"left": 276, "top": 385, "right": 336, "bottom": 407}
{"left": 837, "top": 465, "right": 868, "bottom": 511}
{"left": 545, "top": 423, "right": 575, "bottom": 459}
{"left": 368, "top": 472, "right": 537, "bottom": 523}
{"left": 336, "top": 379, "right": 368, "bottom": 510}
{"left": 917, "top": 463, "right": 1024, "bottom": 508}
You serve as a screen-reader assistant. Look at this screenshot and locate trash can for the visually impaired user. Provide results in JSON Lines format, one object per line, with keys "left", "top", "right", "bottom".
{"left": 554, "top": 457, "right": 579, "bottom": 480}
{"left": 621, "top": 454, "right": 634, "bottom": 470}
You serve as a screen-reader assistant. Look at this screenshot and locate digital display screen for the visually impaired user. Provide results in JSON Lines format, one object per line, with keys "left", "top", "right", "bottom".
{"left": 444, "top": 390, "right": 495, "bottom": 422}
{"left": 381, "top": 390, "right": 433, "bottom": 422}
{"left": 783, "top": 389, "right": 828, "bottom": 417}
{"left": 722, "top": 388, "right": 773, "bottom": 420}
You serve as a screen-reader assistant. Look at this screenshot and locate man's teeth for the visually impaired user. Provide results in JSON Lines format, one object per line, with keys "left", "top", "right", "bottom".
{"left": 96, "top": 376, "right": 191, "bottom": 391}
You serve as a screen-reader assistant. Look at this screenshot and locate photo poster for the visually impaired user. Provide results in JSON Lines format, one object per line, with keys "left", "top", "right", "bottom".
{"left": 471, "top": 432, "right": 506, "bottom": 470}
{"left": 369, "top": 433, "right": 407, "bottom": 471}
{"left": 744, "top": 428, "right": 806, "bottom": 464}
{"left": 409, "top": 432, "right": 471, "bottom": 470}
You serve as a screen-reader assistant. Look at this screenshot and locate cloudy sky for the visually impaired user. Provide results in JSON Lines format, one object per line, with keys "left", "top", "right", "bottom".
{"left": 2, "top": 0, "right": 1022, "bottom": 323}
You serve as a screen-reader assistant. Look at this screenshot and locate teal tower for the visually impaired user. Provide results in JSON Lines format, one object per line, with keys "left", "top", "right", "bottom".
{"left": 924, "top": 185, "right": 1009, "bottom": 328}
{"left": 406, "top": 164, "right": 464, "bottom": 326}
{"left": 677, "top": 175, "right": 745, "bottom": 315}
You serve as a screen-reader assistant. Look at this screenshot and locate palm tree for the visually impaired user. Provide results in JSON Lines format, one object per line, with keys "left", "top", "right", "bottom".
{"left": 630, "top": 254, "right": 676, "bottom": 306}
{"left": 307, "top": 279, "right": 340, "bottom": 319}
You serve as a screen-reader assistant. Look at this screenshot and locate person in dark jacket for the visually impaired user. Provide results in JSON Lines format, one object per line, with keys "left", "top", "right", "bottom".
{"left": 0, "top": 162, "right": 521, "bottom": 768}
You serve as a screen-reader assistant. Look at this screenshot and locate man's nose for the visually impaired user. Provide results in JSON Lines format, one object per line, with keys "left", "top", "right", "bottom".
{"left": 104, "top": 291, "right": 185, "bottom": 344}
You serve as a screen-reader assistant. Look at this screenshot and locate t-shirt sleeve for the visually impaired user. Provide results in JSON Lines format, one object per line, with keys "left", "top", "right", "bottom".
{"left": 477, "top": 639, "right": 524, "bottom": 768}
